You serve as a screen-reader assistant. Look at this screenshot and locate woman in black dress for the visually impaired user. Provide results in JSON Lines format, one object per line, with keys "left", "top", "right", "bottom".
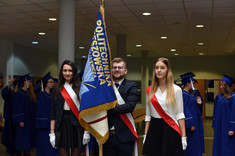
{"left": 142, "top": 58, "right": 187, "bottom": 156}
{"left": 50, "top": 60, "right": 88, "bottom": 156}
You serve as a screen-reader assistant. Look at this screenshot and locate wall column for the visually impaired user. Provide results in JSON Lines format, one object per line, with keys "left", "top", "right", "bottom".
{"left": 0, "top": 40, "right": 14, "bottom": 85}
{"left": 140, "top": 51, "right": 149, "bottom": 106}
{"left": 116, "top": 34, "right": 126, "bottom": 59}
{"left": 58, "top": 0, "right": 75, "bottom": 67}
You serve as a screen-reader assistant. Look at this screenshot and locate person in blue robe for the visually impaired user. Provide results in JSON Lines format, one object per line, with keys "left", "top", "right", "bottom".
{"left": 180, "top": 72, "right": 205, "bottom": 156}
{"left": 1, "top": 79, "right": 18, "bottom": 155}
{"left": 191, "top": 79, "right": 204, "bottom": 115}
{"left": 12, "top": 74, "right": 37, "bottom": 156}
{"left": 212, "top": 74, "right": 235, "bottom": 156}
{"left": 35, "top": 72, "right": 58, "bottom": 156}
{"left": 34, "top": 79, "right": 42, "bottom": 95}
{"left": 193, "top": 89, "right": 204, "bottom": 115}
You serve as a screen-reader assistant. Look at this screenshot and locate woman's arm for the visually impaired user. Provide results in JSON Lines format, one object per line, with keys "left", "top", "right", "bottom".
{"left": 175, "top": 86, "right": 186, "bottom": 137}
{"left": 145, "top": 121, "right": 150, "bottom": 135}
{"left": 50, "top": 87, "right": 56, "bottom": 134}
{"left": 145, "top": 93, "right": 151, "bottom": 135}
{"left": 178, "top": 118, "right": 186, "bottom": 137}
{"left": 50, "top": 120, "right": 55, "bottom": 134}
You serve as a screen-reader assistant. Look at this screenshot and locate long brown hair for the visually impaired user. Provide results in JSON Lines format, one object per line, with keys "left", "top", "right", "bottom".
{"left": 148, "top": 58, "right": 176, "bottom": 107}
{"left": 18, "top": 77, "right": 36, "bottom": 104}
{"left": 28, "top": 83, "right": 37, "bottom": 104}
{"left": 55, "top": 60, "right": 80, "bottom": 100}
{"left": 221, "top": 81, "right": 232, "bottom": 97}
{"left": 19, "top": 80, "right": 37, "bottom": 104}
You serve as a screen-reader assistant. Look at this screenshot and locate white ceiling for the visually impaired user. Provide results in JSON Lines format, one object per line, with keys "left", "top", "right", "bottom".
{"left": 0, "top": 0, "right": 235, "bottom": 58}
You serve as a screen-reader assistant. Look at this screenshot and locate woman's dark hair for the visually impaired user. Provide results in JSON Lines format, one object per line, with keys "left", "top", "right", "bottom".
{"left": 55, "top": 60, "right": 80, "bottom": 100}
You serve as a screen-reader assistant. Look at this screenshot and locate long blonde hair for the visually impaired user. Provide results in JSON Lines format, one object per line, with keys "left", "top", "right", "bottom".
{"left": 148, "top": 58, "right": 176, "bottom": 107}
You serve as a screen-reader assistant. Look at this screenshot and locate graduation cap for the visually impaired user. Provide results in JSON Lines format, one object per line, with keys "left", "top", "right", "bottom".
{"left": 42, "top": 72, "right": 53, "bottom": 84}
{"left": 221, "top": 74, "right": 235, "bottom": 87}
{"left": 180, "top": 72, "right": 196, "bottom": 85}
{"left": 19, "top": 73, "right": 32, "bottom": 87}
{"left": 41, "top": 72, "right": 54, "bottom": 91}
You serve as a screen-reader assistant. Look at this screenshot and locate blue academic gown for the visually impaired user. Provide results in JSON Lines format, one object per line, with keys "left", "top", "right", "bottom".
{"left": 12, "top": 89, "right": 36, "bottom": 150}
{"left": 36, "top": 91, "right": 58, "bottom": 156}
{"left": 183, "top": 90, "right": 205, "bottom": 156}
{"left": 194, "top": 89, "right": 204, "bottom": 115}
{"left": 212, "top": 93, "right": 235, "bottom": 156}
{"left": 1, "top": 86, "right": 15, "bottom": 149}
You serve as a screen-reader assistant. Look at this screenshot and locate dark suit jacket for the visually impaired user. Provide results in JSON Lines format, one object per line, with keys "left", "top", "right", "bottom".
{"left": 108, "top": 79, "right": 138, "bottom": 143}
{"left": 50, "top": 87, "right": 80, "bottom": 130}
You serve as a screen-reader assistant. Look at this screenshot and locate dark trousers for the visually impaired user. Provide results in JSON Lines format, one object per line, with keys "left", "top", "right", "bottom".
{"left": 103, "top": 133, "right": 135, "bottom": 156}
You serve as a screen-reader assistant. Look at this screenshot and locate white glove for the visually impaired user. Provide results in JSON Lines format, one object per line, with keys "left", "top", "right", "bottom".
{"left": 49, "top": 133, "right": 56, "bottom": 148}
{"left": 143, "top": 135, "right": 146, "bottom": 144}
{"left": 182, "top": 137, "right": 187, "bottom": 150}
{"left": 83, "top": 131, "right": 90, "bottom": 145}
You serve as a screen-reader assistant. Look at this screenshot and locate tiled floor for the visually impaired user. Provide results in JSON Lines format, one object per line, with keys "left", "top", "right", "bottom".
{"left": 0, "top": 118, "right": 213, "bottom": 156}
{"left": 203, "top": 118, "right": 214, "bottom": 156}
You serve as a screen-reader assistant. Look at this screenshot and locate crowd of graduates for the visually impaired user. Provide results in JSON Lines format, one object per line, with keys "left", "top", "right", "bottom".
{"left": 1, "top": 73, "right": 59, "bottom": 156}
{"left": 0, "top": 70, "right": 234, "bottom": 156}
{"left": 176, "top": 72, "right": 235, "bottom": 156}
{"left": 0, "top": 70, "right": 98, "bottom": 156}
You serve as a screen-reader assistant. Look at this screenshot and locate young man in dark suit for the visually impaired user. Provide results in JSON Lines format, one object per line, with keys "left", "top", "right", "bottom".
{"left": 103, "top": 57, "right": 138, "bottom": 156}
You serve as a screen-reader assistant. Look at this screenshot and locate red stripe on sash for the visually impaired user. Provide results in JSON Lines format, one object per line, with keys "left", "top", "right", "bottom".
{"left": 119, "top": 114, "right": 139, "bottom": 144}
{"left": 88, "top": 115, "right": 107, "bottom": 124}
{"left": 146, "top": 87, "right": 182, "bottom": 137}
{"left": 61, "top": 86, "right": 79, "bottom": 120}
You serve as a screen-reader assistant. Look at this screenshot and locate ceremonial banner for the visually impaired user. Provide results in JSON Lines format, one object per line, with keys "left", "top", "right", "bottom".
{"left": 79, "top": 5, "right": 117, "bottom": 144}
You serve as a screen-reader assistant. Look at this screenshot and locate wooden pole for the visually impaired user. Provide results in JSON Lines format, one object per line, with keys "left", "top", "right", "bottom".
{"left": 99, "top": 1, "right": 104, "bottom": 156}
{"left": 99, "top": 144, "right": 103, "bottom": 156}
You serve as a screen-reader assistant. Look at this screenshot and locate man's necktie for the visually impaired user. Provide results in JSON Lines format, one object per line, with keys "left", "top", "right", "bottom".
{"left": 115, "top": 83, "right": 119, "bottom": 88}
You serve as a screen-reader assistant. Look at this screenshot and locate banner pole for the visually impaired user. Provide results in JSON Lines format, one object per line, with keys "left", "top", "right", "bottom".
{"left": 99, "top": 2, "right": 105, "bottom": 156}
{"left": 99, "top": 144, "right": 103, "bottom": 156}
